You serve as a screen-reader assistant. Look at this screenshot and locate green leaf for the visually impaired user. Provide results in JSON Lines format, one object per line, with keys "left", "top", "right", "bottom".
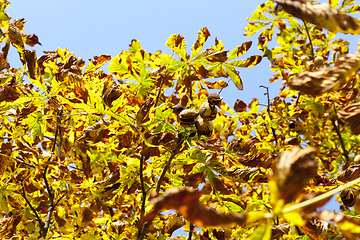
{"left": 165, "top": 34, "right": 187, "bottom": 61}
{"left": 249, "top": 223, "right": 271, "bottom": 240}
{"left": 227, "top": 55, "right": 262, "bottom": 68}
{"left": 244, "top": 22, "right": 270, "bottom": 37}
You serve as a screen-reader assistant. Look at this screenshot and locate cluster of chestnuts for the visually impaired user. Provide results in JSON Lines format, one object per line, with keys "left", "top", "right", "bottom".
{"left": 173, "top": 93, "right": 223, "bottom": 137}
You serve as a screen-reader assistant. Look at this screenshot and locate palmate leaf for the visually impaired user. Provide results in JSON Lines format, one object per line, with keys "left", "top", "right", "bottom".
{"left": 224, "top": 65, "right": 243, "bottom": 90}
{"left": 275, "top": 0, "right": 360, "bottom": 35}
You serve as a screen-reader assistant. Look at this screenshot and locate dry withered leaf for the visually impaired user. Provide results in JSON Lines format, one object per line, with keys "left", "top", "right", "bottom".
{"left": 24, "top": 49, "right": 38, "bottom": 79}
{"left": 22, "top": 33, "right": 41, "bottom": 47}
{"left": 304, "top": 210, "right": 360, "bottom": 239}
{"left": 80, "top": 207, "right": 94, "bottom": 228}
{"left": 203, "top": 49, "right": 229, "bottom": 62}
{"left": 201, "top": 79, "right": 228, "bottom": 89}
{"left": 192, "top": 27, "right": 211, "bottom": 53}
{"left": 214, "top": 165, "right": 266, "bottom": 183}
{"left": 0, "top": 78, "right": 20, "bottom": 102}
{"left": 275, "top": 0, "right": 360, "bottom": 35}
{"left": 161, "top": 213, "right": 185, "bottom": 236}
{"left": 234, "top": 99, "right": 247, "bottom": 112}
{"left": 144, "top": 131, "right": 176, "bottom": 146}
{"left": 271, "top": 147, "right": 318, "bottom": 203}
{"left": 337, "top": 164, "right": 360, "bottom": 183}
{"left": 97, "top": 169, "right": 120, "bottom": 187}
{"left": 38, "top": 51, "right": 60, "bottom": 66}
{"left": 141, "top": 187, "right": 247, "bottom": 227}
{"left": 8, "top": 23, "right": 24, "bottom": 51}
{"left": 77, "top": 119, "right": 112, "bottom": 142}
{"left": 298, "top": 219, "right": 328, "bottom": 240}
{"left": 13, "top": 18, "right": 26, "bottom": 31}
{"left": 101, "top": 83, "right": 122, "bottom": 108}
{"left": 0, "top": 215, "right": 22, "bottom": 238}
{"left": 337, "top": 103, "right": 360, "bottom": 134}
{"left": 288, "top": 51, "right": 360, "bottom": 96}
{"left": 271, "top": 223, "right": 290, "bottom": 239}
{"left": 136, "top": 97, "right": 154, "bottom": 126}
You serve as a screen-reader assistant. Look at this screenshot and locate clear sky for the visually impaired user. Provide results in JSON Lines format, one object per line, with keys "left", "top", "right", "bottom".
{"left": 6, "top": 0, "right": 360, "bottom": 237}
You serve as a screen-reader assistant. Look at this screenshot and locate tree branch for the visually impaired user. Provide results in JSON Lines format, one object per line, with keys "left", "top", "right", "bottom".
{"left": 22, "top": 184, "right": 45, "bottom": 236}
{"left": 303, "top": 20, "right": 314, "bottom": 57}
{"left": 260, "top": 85, "right": 278, "bottom": 144}
{"left": 139, "top": 154, "right": 146, "bottom": 218}
{"left": 187, "top": 223, "right": 194, "bottom": 240}
{"left": 331, "top": 118, "right": 350, "bottom": 163}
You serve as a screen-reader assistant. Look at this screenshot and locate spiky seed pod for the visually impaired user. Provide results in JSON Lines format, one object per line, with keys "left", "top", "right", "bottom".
{"left": 198, "top": 101, "right": 218, "bottom": 121}
{"left": 195, "top": 118, "right": 213, "bottom": 137}
{"left": 178, "top": 109, "right": 198, "bottom": 127}
{"left": 340, "top": 189, "right": 356, "bottom": 208}
{"left": 208, "top": 93, "right": 223, "bottom": 105}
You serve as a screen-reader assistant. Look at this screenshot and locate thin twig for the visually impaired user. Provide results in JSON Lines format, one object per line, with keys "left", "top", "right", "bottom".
{"left": 303, "top": 20, "right": 314, "bottom": 57}
{"left": 139, "top": 153, "right": 146, "bottom": 218}
{"left": 295, "top": 92, "right": 301, "bottom": 107}
{"left": 154, "top": 53, "right": 173, "bottom": 107}
{"left": 259, "top": 85, "right": 278, "bottom": 144}
{"left": 187, "top": 223, "right": 194, "bottom": 240}
{"left": 331, "top": 118, "right": 350, "bottom": 163}
{"left": 0, "top": 154, "right": 36, "bottom": 168}
{"left": 22, "top": 184, "right": 45, "bottom": 235}
{"left": 156, "top": 139, "right": 185, "bottom": 193}
{"left": 138, "top": 137, "right": 185, "bottom": 240}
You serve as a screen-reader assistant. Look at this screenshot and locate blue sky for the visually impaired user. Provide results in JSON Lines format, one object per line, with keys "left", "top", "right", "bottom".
{"left": 6, "top": 0, "right": 360, "bottom": 237}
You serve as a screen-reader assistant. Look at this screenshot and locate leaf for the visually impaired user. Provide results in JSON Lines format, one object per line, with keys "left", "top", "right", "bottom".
{"left": 22, "top": 33, "right": 41, "bottom": 47}
{"left": 228, "top": 55, "right": 262, "bottom": 68}
{"left": 136, "top": 97, "right": 154, "bottom": 126}
{"left": 191, "top": 27, "right": 210, "bottom": 58}
{"left": 337, "top": 164, "right": 360, "bottom": 182}
{"left": 224, "top": 65, "right": 243, "bottom": 90}
{"left": 271, "top": 147, "right": 318, "bottom": 203}
{"left": 0, "top": 215, "right": 22, "bottom": 238}
{"left": 166, "top": 34, "right": 187, "bottom": 61}
{"left": 84, "top": 54, "right": 111, "bottom": 73}
{"left": 271, "top": 223, "right": 290, "bottom": 239}
{"left": 0, "top": 77, "right": 20, "bottom": 102}
{"left": 203, "top": 49, "right": 228, "bottom": 62}
{"left": 234, "top": 99, "right": 247, "bottom": 112}
{"left": 298, "top": 219, "right": 328, "bottom": 240}
{"left": 288, "top": 50, "right": 360, "bottom": 96}
{"left": 141, "top": 187, "right": 247, "bottom": 227}
{"left": 201, "top": 79, "right": 228, "bottom": 89}
{"left": 275, "top": 0, "right": 360, "bottom": 34}
{"left": 337, "top": 103, "right": 360, "bottom": 134}
{"left": 8, "top": 23, "right": 24, "bottom": 57}
{"left": 227, "top": 41, "right": 252, "bottom": 60}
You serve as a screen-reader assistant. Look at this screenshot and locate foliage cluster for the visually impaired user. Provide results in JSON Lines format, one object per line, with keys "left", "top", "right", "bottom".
{"left": 2, "top": 0, "right": 360, "bottom": 239}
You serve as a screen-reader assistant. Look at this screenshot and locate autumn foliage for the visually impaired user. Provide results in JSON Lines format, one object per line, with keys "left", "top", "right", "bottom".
{"left": 3, "top": 0, "right": 360, "bottom": 239}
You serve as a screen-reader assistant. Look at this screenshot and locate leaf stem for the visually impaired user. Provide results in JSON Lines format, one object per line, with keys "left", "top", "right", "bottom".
{"left": 331, "top": 117, "right": 350, "bottom": 163}
{"left": 139, "top": 154, "right": 146, "bottom": 218}
{"left": 259, "top": 85, "right": 277, "bottom": 144}
{"left": 303, "top": 20, "right": 314, "bottom": 57}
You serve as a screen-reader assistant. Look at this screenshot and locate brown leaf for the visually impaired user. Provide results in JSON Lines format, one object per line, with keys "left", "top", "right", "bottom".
{"left": 271, "top": 147, "right": 318, "bottom": 203}
{"left": 136, "top": 97, "right": 154, "bottom": 126}
{"left": 19, "top": 104, "right": 37, "bottom": 118}
{"left": 81, "top": 207, "right": 94, "bottom": 227}
{"left": 8, "top": 23, "right": 24, "bottom": 51}
{"left": 196, "top": 65, "right": 215, "bottom": 79}
{"left": 234, "top": 99, "right": 247, "bottom": 112}
{"left": 141, "top": 187, "right": 247, "bottom": 227}
{"left": 271, "top": 223, "right": 290, "bottom": 239}
{"left": 214, "top": 165, "right": 266, "bottom": 183}
{"left": 337, "top": 164, "right": 360, "bottom": 183}
{"left": 0, "top": 215, "right": 22, "bottom": 238}
{"left": 181, "top": 172, "right": 206, "bottom": 187}
{"left": 201, "top": 79, "right": 228, "bottom": 89}
{"left": 298, "top": 219, "right": 328, "bottom": 240}
{"left": 74, "top": 85, "right": 89, "bottom": 104}
{"left": 37, "top": 51, "right": 60, "bottom": 66}
{"left": 13, "top": 18, "right": 26, "bottom": 31}
{"left": 275, "top": 0, "right": 360, "bottom": 35}
{"left": 288, "top": 51, "right": 360, "bottom": 96}
{"left": 77, "top": 119, "right": 112, "bottom": 142}
{"left": 0, "top": 78, "right": 20, "bottom": 102}
{"left": 337, "top": 103, "right": 360, "bottom": 134}
{"left": 24, "top": 49, "right": 38, "bottom": 79}
{"left": 192, "top": 27, "right": 211, "bottom": 53}
{"left": 144, "top": 132, "right": 176, "bottom": 146}
{"left": 22, "top": 33, "right": 41, "bottom": 47}
{"left": 97, "top": 169, "right": 120, "bottom": 187}
{"left": 203, "top": 49, "right": 229, "bottom": 62}
{"left": 304, "top": 210, "right": 360, "bottom": 239}
{"left": 118, "top": 130, "right": 133, "bottom": 150}
{"left": 141, "top": 145, "right": 160, "bottom": 160}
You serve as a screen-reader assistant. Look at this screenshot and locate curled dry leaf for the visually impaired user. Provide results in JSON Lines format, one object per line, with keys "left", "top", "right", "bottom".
{"left": 143, "top": 131, "right": 176, "bottom": 146}
{"left": 136, "top": 97, "right": 154, "bottom": 126}
{"left": 77, "top": 119, "right": 112, "bottom": 142}
{"left": 271, "top": 147, "right": 318, "bottom": 203}
{"left": 337, "top": 103, "right": 360, "bottom": 134}
{"left": 203, "top": 49, "right": 229, "bottom": 62}
{"left": 22, "top": 33, "right": 41, "bottom": 47}
{"left": 337, "top": 164, "right": 360, "bottom": 183}
{"left": 271, "top": 223, "right": 290, "bottom": 239}
{"left": 234, "top": 99, "right": 247, "bottom": 112}
{"left": 288, "top": 51, "right": 360, "bottom": 96}
{"left": 305, "top": 210, "right": 360, "bottom": 239}
{"left": 213, "top": 162, "right": 266, "bottom": 183}
{"left": 102, "top": 82, "right": 122, "bottom": 107}
{"left": 298, "top": 219, "right": 328, "bottom": 240}
{"left": 275, "top": 0, "right": 360, "bottom": 35}
{"left": 24, "top": 49, "right": 38, "bottom": 79}
{"left": 141, "top": 187, "right": 247, "bottom": 227}
{"left": 8, "top": 23, "right": 24, "bottom": 51}
{"left": 96, "top": 169, "right": 120, "bottom": 188}
{"left": 37, "top": 51, "right": 60, "bottom": 66}
{"left": 0, "top": 77, "right": 20, "bottom": 102}
{"left": 0, "top": 215, "right": 22, "bottom": 238}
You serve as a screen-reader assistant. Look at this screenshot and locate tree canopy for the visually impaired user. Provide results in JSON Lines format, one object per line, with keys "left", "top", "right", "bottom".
{"left": 1, "top": 0, "right": 360, "bottom": 239}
